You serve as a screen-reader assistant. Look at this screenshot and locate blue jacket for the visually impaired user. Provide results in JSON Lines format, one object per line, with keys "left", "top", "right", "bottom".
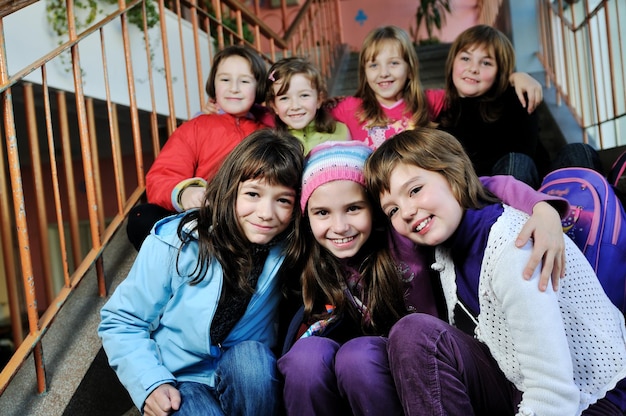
{"left": 98, "top": 213, "right": 285, "bottom": 409}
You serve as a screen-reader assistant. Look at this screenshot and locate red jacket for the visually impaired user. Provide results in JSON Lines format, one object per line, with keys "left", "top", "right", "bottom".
{"left": 146, "top": 113, "right": 264, "bottom": 210}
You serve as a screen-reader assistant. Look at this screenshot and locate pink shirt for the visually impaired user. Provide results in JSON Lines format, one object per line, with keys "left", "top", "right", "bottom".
{"left": 330, "top": 89, "right": 445, "bottom": 149}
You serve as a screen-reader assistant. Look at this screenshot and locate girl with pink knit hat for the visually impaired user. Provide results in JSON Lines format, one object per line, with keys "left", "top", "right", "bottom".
{"left": 278, "top": 140, "right": 571, "bottom": 415}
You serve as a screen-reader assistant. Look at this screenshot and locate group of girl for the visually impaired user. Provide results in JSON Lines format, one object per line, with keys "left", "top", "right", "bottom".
{"left": 101, "top": 22, "right": 626, "bottom": 416}
{"left": 125, "top": 23, "right": 547, "bottom": 251}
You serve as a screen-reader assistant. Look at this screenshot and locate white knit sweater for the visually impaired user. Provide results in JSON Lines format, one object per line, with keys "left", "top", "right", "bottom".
{"left": 434, "top": 205, "right": 626, "bottom": 416}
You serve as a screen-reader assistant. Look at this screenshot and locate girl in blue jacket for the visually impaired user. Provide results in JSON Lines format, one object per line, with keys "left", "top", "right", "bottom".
{"left": 99, "top": 129, "right": 305, "bottom": 416}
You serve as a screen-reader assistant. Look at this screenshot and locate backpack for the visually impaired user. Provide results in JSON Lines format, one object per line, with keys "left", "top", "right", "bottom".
{"left": 539, "top": 167, "right": 626, "bottom": 313}
{"left": 607, "top": 149, "right": 626, "bottom": 188}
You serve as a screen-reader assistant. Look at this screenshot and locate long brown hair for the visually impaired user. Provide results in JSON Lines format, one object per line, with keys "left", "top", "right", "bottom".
{"left": 177, "top": 129, "right": 305, "bottom": 293}
{"left": 355, "top": 26, "right": 434, "bottom": 129}
{"left": 301, "top": 186, "right": 407, "bottom": 335}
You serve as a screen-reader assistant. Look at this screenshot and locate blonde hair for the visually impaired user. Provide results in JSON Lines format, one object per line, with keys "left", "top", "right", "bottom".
{"left": 355, "top": 26, "right": 433, "bottom": 129}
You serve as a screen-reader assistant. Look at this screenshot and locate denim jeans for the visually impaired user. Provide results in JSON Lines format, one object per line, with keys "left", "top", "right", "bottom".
{"left": 550, "top": 142, "right": 603, "bottom": 173}
{"left": 172, "top": 340, "right": 279, "bottom": 416}
{"left": 278, "top": 335, "right": 402, "bottom": 416}
{"left": 387, "top": 313, "right": 625, "bottom": 415}
{"left": 492, "top": 152, "right": 541, "bottom": 189}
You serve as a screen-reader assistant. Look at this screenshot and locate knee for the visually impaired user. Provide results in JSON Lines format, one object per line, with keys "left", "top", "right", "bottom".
{"left": 335, "top": 337, "right": 385, "bottom": 377}
{"left": 225, "top": 340, "right": 277, "bottom": 383}
{"left": 278, "top": 337, "right": 339, "bottom": 381}
{"left": 388, "top": 314, "right": 447, "bottom": 357}
{"left": 493, "top": 153, "right": 539, "bottom": 188}
{"left": 552, "top": 143, "right": 602, "bottom": 172}
{"left": 335, "top": 337, "right": 389, "bottom": 389}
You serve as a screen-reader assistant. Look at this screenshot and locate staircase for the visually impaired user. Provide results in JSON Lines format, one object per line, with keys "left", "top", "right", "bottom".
{"left": 0, "top": 228, "right": 138, "bottom": 416}
{"left": 0, "top": 40, "right": 600, "bottom": 416}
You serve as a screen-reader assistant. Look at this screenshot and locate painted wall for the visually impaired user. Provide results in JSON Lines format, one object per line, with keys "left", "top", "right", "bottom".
{"left": 256, "top": 1, "right": 541, "bottom": 73}
{"left": 4, "top": 1, "right": 212, "bottom": 119}
{"left": 337, "top": 0, "right": 482, "bottom": 51}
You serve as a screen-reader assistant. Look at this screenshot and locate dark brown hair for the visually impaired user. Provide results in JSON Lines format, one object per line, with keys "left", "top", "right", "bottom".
{"left": 441, "top": 24, "right": 516, "bottom": 125}
{"left": 177, "top": 129, "right": 305, "bottom": 292}
{"left": 205, "top": 45, "right": 267, "bottom": 104}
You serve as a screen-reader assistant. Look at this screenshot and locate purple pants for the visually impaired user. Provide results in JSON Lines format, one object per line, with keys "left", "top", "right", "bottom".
{"left": 277, "top": 335, "right": 402, "bottom": 416}
{"left": 388, "top": 313, "right": 624, "bottom": 416}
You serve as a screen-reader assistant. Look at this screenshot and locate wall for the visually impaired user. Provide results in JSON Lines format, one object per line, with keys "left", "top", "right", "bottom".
{"left": 508, "top": 2, "right": 542, "bottom": 73}
{"left": 254, "top": 0, "right": 542, "bottom": 71}
{"left": 337, "top": 0, "right": 482, "bottom": 51}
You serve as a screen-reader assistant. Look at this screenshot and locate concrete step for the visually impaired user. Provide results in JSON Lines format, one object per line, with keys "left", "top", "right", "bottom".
{"left": 0, "top": 226, "right": 138, "bottom": 416}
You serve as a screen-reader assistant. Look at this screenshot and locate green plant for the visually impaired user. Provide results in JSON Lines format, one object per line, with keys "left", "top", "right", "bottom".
{"left": 46, "top": 0, "right": 160, "bottom": 73}
{"left": 46, "top": 0, "right": 159, "bottom": 37}
{"left": 206, "top": 3, "right": 254, "bottom": 47}
{"left": 410, "top": 0, "right": 451, "bottom": 45}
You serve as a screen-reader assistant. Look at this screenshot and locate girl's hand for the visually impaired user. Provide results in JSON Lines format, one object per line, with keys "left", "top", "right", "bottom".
{"left": 509, "top": 72, "right": 543, "bottom": 113}
{"left": 180, "top": 186, "right": 206, "bottom": 210}
{"left": 515, "top": 202, "right": 565, "bottom": 291}
{"left": 322, "top": 96, "right": 345, "bottom": 111}
{"left": 143, "top": 383, "right": 181, "bottom": 416}
{"left": 202, "top": 97, "right": 220, "bottom": 115}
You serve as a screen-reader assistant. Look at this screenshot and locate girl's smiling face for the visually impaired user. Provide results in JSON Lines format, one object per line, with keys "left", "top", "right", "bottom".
{"left": 379, "top": 163, "right": 464, "bottom": 246}
{"left": 307, "top": 180, "right": 373, "bottom": 259}
{"left": 364, "top": 40, "right": 410, "bottom": 107}
{"left": 236, "top": 178, "right": 295, "bottom": 245}
{"left": 214, "top": 55, "right": 258, "bottom": 117}
{"left": 452, "top": 44, "right": 498, "bottom": 98}
{"left": 271, "top": 73, "right": 322, "bottom": 130}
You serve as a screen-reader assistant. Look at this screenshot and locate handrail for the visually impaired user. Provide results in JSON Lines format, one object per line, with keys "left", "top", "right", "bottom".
{"left": 536, "top": 0, "right": 625, "bottom": 149}
{"left": 212, "top": 0, "right": 289, "bottom": 49}
{"left": 0, "top": 0, "right": 343, "bottom": 397}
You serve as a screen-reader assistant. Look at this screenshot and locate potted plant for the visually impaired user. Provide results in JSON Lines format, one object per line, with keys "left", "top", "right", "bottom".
{"left": 410, "top": 0, "right": 451, "bottom": 45}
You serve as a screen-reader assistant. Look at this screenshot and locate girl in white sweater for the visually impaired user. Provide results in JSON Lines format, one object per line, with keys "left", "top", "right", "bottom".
{"left": 365, "top": 127, "right": 626, "bottom": 416}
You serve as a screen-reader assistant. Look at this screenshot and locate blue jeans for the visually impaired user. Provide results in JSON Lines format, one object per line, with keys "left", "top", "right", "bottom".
{"left": 550, "top": 142, "right": 603, "bottom": 173}
{"left": 278, "top": 336, "right": 402, "bottom": 416}
{"left": 172, "top": 341, "right": 279, "bottom": 416}
{"left": 492, "top": 152, "right": 541, "bottom": 189}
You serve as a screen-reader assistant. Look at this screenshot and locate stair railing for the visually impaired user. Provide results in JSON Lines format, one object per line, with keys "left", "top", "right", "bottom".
{"left": 536, "top": 0, "right": 625, "bottom": 149}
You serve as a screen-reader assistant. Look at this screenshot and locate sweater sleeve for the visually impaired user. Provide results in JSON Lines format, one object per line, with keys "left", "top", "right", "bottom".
{"left": 98, "top": 235, "right": 180, "bottom": 409}
{"left": 146, "top": 118, "right": 204, "bottom": 211}
{"left": 487, "top": 222, "right": 579, "bottom": 416}
{"left": 480, "top": 175, "right": 570, "bottom": 218}
{"left": 426, "top": 89, "right": 446, "bottom": 120}
{"left": 330, "top": 97, "right": 362, "bottom": 137}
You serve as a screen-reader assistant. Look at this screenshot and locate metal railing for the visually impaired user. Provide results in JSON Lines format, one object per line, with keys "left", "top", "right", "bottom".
{"left": 536, "top": 0, "right": 625, "bottom": 149}
{"left": 0, "top": 0, "right": 343, "bottom": 395}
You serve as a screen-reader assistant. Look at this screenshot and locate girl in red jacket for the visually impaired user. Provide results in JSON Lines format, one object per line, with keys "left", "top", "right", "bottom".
{"left": 127, "top": 45, "right": 268, "bottom": 250}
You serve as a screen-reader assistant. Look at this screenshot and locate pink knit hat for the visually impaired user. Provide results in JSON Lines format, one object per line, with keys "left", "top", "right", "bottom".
{"left": 300, "top": 141, "right": 373, "bottom": 212}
